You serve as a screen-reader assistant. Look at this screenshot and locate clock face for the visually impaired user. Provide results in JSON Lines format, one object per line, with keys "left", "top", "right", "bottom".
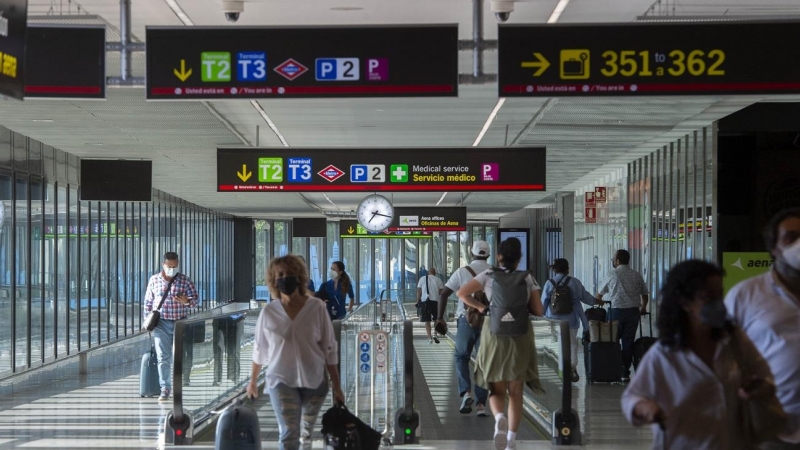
{"left": 356, "top": 194, "right": 394, "bottom": 232}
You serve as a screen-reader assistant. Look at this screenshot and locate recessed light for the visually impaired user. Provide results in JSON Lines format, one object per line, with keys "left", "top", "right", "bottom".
{"left": 331, "top": 6, "right": 363, "bottom": 11}
{"left": 31, "top": 119, "right": 53, "bottom": 123}
{"left": 86, "top": 143, "right": 105, "bottom": 146}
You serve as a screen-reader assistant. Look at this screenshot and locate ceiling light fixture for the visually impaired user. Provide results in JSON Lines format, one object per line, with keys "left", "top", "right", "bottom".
{"left": 322, "top": 192, "right": 340, "bottom": 209}
{"left": 473, "top": 97, "right": 506, "bottom": 147}
{"left": 330, "top": 6, "right": 363, "bottom": 11}
{"left": 435, "top": 192, "right": 448, "bottom": 206}
{"left": 250, "top": 100, "right": 289, "bottom": 147}
{"left": 31, "top": 119, "right": 53, "bottom": 123}
{"left": 547, "top": 0, "right": 571, "bottom": 23}
{"left": 164, "top": 0, "right": 194, "bottom": 25}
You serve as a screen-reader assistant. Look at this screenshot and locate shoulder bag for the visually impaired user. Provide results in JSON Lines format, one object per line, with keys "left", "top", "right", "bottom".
{"left": 143, "top": 274, "right": 178, "bottom": 332}
{"left": 464, "top": 266, "right": 490, "bottom": 329}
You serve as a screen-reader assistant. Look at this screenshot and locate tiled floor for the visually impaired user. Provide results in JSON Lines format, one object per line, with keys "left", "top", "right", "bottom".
{"left": 0, "top": 320, "right": 655, "bottom": 449}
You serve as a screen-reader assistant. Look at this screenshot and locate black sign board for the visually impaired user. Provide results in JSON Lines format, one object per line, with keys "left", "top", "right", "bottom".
{"left": 499, "top": 21, "right": 800, "bottom": 97}
{"left": 339, "top": 220, "right": 432, "bottom": 239}
{"left": 292, "top": 217, "right": 326, "bottom": 238}
{"left": 390, "top": 207, "right": 466, "bottom": 232}
{"left": 25, "top": 25, "right": 106, "bottom": 99}
{"left": 0, "top": 0, "right": 28, "bottom": 99}
{"left": 217, "top": 147, "right": 545, "bottom": 193}
{"left": 146, "top": 25, "right": 458, "bottom": 100}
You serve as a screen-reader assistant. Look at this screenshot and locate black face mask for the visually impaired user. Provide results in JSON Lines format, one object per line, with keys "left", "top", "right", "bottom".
{"left": 277, "top": 276, "right": 299, "bottom": 296}
{"left": 700, "top": 299, "right": 727, "bottom": 329}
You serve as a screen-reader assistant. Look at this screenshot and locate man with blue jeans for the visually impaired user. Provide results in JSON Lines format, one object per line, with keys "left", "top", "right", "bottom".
{"left": 436, "top": 241, "right": 491, "bottom": 417}
{"left": 144, "top": 252, "right": 198, "bottom": 402}
{"left": 596, "top": 249, "right": 648, "bottom": 383}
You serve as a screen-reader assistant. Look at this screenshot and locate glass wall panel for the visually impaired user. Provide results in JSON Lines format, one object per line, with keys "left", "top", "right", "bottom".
{"left": 342, "top": 237, "right": 356, "bottom": 301}
{"left": 68, "top": 187, "right": 78, "bottom": 353}
{"left": 445, "top": 232, "right": 457, "bottom": 280}
{"left": 403, "top": 239, "right": 418, "bottom": 303}
{"left": 56, "top": 185, "right": 67, "bottom": 356}
{"left": 358, "top": 239, "right": 371, "bottom": 301}
{"left": 0, "top": 173, "right": 11, "bottom": 374}
{"left": 389, "top": 238, "right": 402, "bottom": 298}
{"left": 308, "top": 237, "right": 324, "bottom": 291}
{"left": 254, "top": 220, "right": 270, "bottom": 300}
{"left": 273, "top": 221, "right": 288, "bottom": 257}
{"left": 15, "top": 176, "right": 29, "bottom": 368}
{"left": 292, "top": 237, "right": 307, "bottom": 261}
{"left": 459, "top": 230, "right": 471, "bottom": 274}
{"left": 30, "top": 178, "right": 43, "bottom": 364}
{"left": 374, "top": 239, "right": 387, "bottom": 299}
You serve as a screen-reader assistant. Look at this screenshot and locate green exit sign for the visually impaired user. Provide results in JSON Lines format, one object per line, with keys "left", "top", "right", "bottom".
{"left": 201, "top": 52, "right": 231, "bottom": 82}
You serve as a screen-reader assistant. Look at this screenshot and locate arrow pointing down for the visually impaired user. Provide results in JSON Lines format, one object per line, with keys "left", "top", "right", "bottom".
{"left": 347, "top": 227, "right": 355, "bottom": 234}
{"left": 520, "top": 52, "right": 551, "bottom": 77}
{"left": 174, "top": 59, "right": 192, "bottom": 82}
{"left": 237, "top": 164, "right": 252, "bottom": 182}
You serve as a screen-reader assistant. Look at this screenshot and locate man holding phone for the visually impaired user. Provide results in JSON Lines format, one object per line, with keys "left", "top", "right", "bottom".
{"left": 144, "top": 251, "right": 198, "bottom": 402}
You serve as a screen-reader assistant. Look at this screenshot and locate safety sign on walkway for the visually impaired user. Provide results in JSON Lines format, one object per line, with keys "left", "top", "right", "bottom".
{"left": 357, "top": 330, "right": 389, "bottom": 376}
{"left": 145, "top": 25, "right": 458, "bottom": 100}
{"left": 498, "top": 21, "right": 800, "bottom": 97}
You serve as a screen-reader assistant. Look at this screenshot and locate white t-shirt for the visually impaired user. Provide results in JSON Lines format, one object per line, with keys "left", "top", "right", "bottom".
{"left": 445, "top": 260, "right": 492, "bottom": 318}
{"left": 252, "top": 297, "right": 338, "bottom": 390}
{"left": 473, "top": 267, "right": 540, "bottom": 302}
{"left": 417, "top": 275, "right": 444, "bottom": 302}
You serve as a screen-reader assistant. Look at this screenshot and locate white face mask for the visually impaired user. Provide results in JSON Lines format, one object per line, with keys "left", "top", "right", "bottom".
{"left": 329, "top": 270, "right": 339, "bottom": 280}
{"left": 783, "top": 238, "right": 800, "bottom": 270}
{"left": 163, "top": 265, "right": 178, "bottom": 277}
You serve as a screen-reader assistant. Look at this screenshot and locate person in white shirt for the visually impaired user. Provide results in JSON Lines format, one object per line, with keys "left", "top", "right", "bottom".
{"left": 725, "top": 207, "right": 800, "bottom": 449}
{"left": 622, "top": 260, "right": 778, "bottom": 450}
{"left": 247, "top": 255, "right": 345, "bottom": 450}
{"left": 436, "top": 240, "right": 492, "bottom": 417}
{"left": 416, "top": 267, "right": 444, "bottom": 344}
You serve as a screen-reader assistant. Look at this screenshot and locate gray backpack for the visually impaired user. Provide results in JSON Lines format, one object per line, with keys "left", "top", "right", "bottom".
{"left": 489, "top": 268, "right": 531, "bottom": 337}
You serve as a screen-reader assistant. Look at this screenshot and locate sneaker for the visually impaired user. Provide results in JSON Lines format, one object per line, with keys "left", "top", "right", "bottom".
{"left": 571, "top": 368, "right": 579, "bottom": 383}
{"left": 158, "top": 390, "right": 170, "bottom": 403}
{"left": 494, "top": 415, "right": 508, "bottom": 450}
{"left": 433, "top": 336, "right": 440, "bottom": 344}
{"left": 459, "top": 394, "right": 474, "bottom": 414}
{"left": 505, "top": 442, "right": 517, "bottom": 450}
{"left": 476, "top": 403, "right": 488, "bottom": 417}
{"left": 428, "top": 338, "right": 433, "bottom": 344}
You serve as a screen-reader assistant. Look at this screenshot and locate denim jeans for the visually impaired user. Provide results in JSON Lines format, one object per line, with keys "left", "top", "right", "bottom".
{"left": 268, "top": 380, "right": 329, "bottom": 450}
{"left": 152, "top": 318, "right": 175, "bottom": 392}
{"left": 609, "top": 307, "right": 640, "bottom": 377}
{"left": 454, "top": 316, "right": 489, "bottom": 405}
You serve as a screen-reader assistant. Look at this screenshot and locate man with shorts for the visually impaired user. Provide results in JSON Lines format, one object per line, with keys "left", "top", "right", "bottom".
{"left": 417, "top": 267, "right": 444, "bottom": 344}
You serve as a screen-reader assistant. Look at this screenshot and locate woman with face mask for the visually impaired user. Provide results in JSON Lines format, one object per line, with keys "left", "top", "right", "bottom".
{"left": 247, "top": 255, "right": 345, "bottom": 450}
{"left": 317, "top": 261, "right": 355, "bottom": 320}
{"left": 621, "top": 259, "right": 780, "bottom": 449}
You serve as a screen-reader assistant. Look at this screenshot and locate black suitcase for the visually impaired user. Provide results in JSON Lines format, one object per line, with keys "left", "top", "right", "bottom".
{"left": 215, "top": 397, "right": 262, "bottom": 450}
{"left": 140, "top": 345, "right": 160, "bottom": 398}
{"left": 585, "top": 305, "right": 607, "bottom": 323}
{"left": 633, "top": 313, "right": 657, "bottom": 371}
{"left": 585, "top": 341, "right": 622, "bottom": 383}
{"left": 322, "top": 404, "right": 382, "bottom": 450}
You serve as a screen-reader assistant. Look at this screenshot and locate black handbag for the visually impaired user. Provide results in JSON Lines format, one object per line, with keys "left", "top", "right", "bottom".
{"left": 321, "top": 404, "right": 382, "bottom": 450}
{"left": 143, "top": 275, "right": 177, "bottom": 332}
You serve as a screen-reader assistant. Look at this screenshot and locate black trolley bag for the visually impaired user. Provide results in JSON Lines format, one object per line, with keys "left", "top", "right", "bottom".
{"left": 633, "top": 312, "right": 657, "bottom": 371}
{"left": 321, "top": 403, "right": 382, "bottom": 450}
{"left": 584, "top": 305, "right": 622, "bottom": 383}
{"left": 139, "top": 342, "right": 160, "bottom": 397}
{"left": 215, "top": 396, "right": 262, "bottom": 450}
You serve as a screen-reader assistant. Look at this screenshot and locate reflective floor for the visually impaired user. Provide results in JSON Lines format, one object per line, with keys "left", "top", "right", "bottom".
{"left": 0, "top": 322, "right": 653, "bottom": 449}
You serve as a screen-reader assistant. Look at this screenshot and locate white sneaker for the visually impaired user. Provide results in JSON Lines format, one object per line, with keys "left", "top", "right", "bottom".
{"left": 476, "top": 403, "right": 488, "bottom": 417}
{"left": 494, "top": 415, "right": 508, "bottom": 450}
{"left": 459, "top": 394, "right": 474, "bottom": 414}
{"left": 505, "top": 442, "right": 517, "bottom": 450}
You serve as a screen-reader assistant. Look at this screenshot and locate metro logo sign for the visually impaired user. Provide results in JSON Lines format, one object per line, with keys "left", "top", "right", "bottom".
{"left": 274, "top": 58, "right": 308, "bottom": 81}
{"left": 317, "top": 165, "right": 345, "bottom": 182}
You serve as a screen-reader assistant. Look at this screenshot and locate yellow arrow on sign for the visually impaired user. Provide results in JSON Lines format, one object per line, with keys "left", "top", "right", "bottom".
{"left": 174, "top": 59, "right": 192, "bottom": 82}
{"left": 520, "top": 52, "right": 550, "bottom": 77}
{"left": 237, "top": 164, "right": 252, "bottom": 182}
{"left": 347, "top": 227, "right": 355, "bottom": 234}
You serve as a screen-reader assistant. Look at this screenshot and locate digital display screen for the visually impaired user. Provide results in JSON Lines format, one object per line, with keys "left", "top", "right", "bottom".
{"left": 292, "top": 218, "right": 327, "bottom": 238}
{"left": 25, "top": 26, "right": 105, "bottom": 99}
{"left": 498, "top": 228, "right": 529, "bottom": 272}
{"left": 147, "top": 25, "right": 458, "bottom": 99}
{"left": 80, "top": 160, "right": 152, "bottom": 202}
{"left": 0, "top": 0, "right": 28, "bottom": 99}
{"left": 217, "top": 147, "right": 545, "bottom": 193}
{"left": 499, "top": 21, "right": 800, "bottom": 96}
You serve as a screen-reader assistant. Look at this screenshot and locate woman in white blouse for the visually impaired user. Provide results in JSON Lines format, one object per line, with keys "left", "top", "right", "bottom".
{"left": 621, "top": 259, "right": 778, "bottom": 449}
{"left": 246, "top": 255, "right": 345, "bottom": 450}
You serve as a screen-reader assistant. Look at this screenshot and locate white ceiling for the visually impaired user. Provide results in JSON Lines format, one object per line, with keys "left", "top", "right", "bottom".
{"left": 3, "top": 0, "right": 798, "bottom": 220}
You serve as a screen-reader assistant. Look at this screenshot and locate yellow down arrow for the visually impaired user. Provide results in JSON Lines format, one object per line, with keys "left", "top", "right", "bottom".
{"left": 347, "top": 227, "right": 355, "bottom": 235}
{"left": 237, "top": 164, "right": 252, "bottom": 182}
{"left": 174, "top": 59, "right": 192, "bottom": 82}
{"left": 521, "top": 52, "right": 550, "bottom": 77}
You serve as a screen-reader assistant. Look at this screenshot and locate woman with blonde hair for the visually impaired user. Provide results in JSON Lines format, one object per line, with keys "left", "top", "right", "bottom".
{"left": 247, "top": 255, "right": 345, "bottom": 450}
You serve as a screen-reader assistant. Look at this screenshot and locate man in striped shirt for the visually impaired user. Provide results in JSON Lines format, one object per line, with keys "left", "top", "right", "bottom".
{"left": 144, "top": 252, "right": 198, "bottom": 402}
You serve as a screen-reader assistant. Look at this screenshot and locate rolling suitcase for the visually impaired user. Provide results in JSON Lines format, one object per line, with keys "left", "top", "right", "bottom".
{"left": 215, "top": 396, "right": 262, "bottom": 450}
{"left": 585, "top": 341, "right": 622, "bottom": 383}
{"left": 633, "top": 313, "right": 658, "bottom": 371}
{"left": 140, "top": 345, "right": 160, "bottom": 398}
{"left": 585, "top": 305, "right": 606, "bottom": 323}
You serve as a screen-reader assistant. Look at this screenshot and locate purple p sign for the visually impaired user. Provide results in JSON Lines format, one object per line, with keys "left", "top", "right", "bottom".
{"left": 367, "top": 58, "right": 389, "bottom": 81}
{"left": 482, "top": 163, "right": 499, "bottom": 181}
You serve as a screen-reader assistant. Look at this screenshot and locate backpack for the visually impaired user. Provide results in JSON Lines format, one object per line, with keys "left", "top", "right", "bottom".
{"left": 549, "top": 276, "right": 574, "bottom": 315}
{"left": 464, "top": 266, "right": 490, "bottom": 329}
{"left": 488, "top": 268, "right": 531, "bottom": 337}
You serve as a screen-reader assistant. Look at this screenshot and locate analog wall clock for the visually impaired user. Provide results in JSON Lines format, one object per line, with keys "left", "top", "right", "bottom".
{"left": 356, "top": 194, "right": 394, "bottom": 233}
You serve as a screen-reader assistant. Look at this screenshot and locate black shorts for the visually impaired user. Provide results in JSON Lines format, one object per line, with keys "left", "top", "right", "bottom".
{"left": 418, "top": 300, "right": 438, "bottom": 322}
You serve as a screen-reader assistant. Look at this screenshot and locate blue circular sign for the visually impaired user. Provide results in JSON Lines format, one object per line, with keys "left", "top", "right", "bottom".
{"left": 360, "top": 363, "right": 370, "bottom": 373}
{"left": 360, "top": 343, "right": 370, "bottom": 352}
{"left": 360, "top": 353, "right": 370, "bottom": 363}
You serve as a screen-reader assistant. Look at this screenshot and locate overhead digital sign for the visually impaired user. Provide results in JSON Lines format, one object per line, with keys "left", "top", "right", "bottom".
{"left": 340, "top": 220, "right": 432, "bottom": 239}
{"left": 217, "top": 147, "right": 546, "bottom": 192}
{"left": 146, "top": 25, "right": 458, "bottom": 100}
{"left": 390, "top": 207, "right": 466, "bottom": 232}
{"left": 0, "top": 0, "right": 28, "bottom": 100}
{"left": 499, "top": 21, "right": 800, "bottom": 96}
{"left": 25, "top": 25, "right": 106, "bottom": 99}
